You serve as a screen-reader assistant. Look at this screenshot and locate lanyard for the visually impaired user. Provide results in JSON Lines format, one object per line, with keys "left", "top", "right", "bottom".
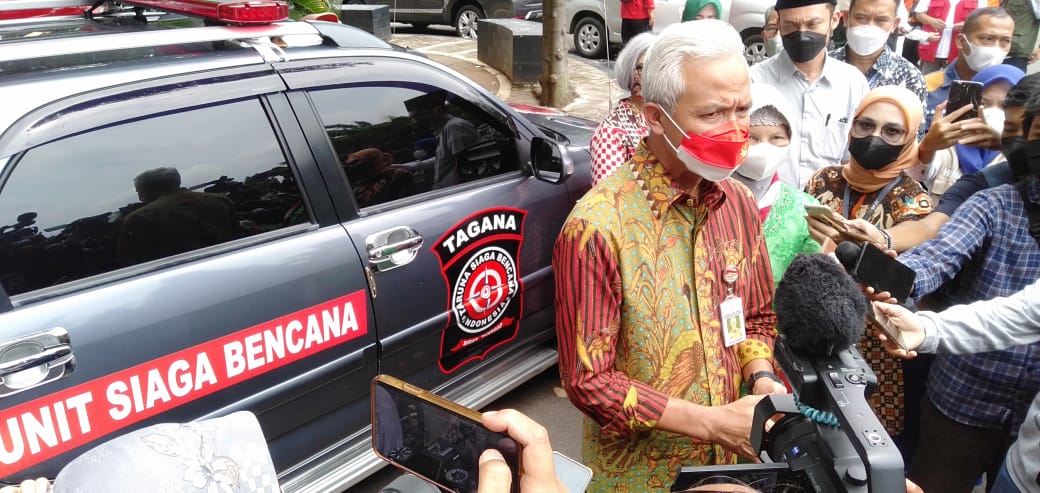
{"left": 842, "top": 177, "right": 901, "bottom": 221}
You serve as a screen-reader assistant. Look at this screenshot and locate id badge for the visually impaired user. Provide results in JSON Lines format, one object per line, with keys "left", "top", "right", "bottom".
{"left": 720, "top": 296, "right": 746, "bottom": 347}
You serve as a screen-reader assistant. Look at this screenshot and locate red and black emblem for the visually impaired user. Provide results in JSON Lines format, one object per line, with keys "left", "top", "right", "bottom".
{"left": 433, "top": 208, "right": 526, "bottom": 373}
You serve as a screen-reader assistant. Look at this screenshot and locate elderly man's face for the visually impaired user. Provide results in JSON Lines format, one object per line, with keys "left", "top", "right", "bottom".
{"left": 661, "top": 54, "right": 751, "bottom": 139}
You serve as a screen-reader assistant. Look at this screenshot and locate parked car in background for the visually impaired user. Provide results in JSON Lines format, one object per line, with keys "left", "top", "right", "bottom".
{"left": 565, "top": 0, "right": 773, "bottom": 63}
{"left": 361, "top": 0, "right": 541, "bottom": 38}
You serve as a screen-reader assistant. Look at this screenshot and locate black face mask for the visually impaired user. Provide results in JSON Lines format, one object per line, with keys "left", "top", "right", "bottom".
{"left": 1025, "top": 139, "right": 1040, "bottom": 177}
{"left": 1003, "top": 136, "right": 1029, "bottom": 178}
{"left": 782, "top": 31, "right": 828, "bottom": 63}
{"left": 849, "top": 135, "right": 905, "bottom": 170}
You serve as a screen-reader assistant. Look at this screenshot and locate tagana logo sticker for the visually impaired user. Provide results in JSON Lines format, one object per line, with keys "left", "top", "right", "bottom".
{"left": 433, "top": 208, "right": 526, "bottom": 373}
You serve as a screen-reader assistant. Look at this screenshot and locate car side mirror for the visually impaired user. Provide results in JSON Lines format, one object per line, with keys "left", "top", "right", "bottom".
{"left": 530, "top": 136, "right": 573, "bottom": 184}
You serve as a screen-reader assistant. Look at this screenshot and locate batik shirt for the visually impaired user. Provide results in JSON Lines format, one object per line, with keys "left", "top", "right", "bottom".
{"left": 553, "top": 142, "right": 777, "bottom": 492}
{"left": 805, "top": 166, "right": 933, "bottom": 434}
{"left": 589, "top": 98, "right": 649, "bottom": 184}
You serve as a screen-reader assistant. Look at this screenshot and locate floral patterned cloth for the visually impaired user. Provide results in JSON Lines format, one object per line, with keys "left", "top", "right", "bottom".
{"left": 805, "top": 165, "right": 933, "bottom": 435}
{"left": 53, "top": 411, "right": 279, "bottom": 493}
{"left": 553, "top": 142, "right": 778, "bottom": 492}
{"left": 762, "top": 183, "right": 822, "bottom": 289}
{"left": 589, "top": 98, "right": 649, "bottom": 185}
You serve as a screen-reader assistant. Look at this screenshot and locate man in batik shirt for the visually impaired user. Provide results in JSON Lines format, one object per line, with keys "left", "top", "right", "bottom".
{"left": 553, "top": 20, "right": 786, "bottom": 492}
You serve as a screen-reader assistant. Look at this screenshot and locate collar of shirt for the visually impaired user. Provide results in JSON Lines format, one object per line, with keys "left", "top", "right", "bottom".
{"left": 828, "top": 46, "right": 893, "bottom": 81}
{"left": 778, "top": 50, "right": 839, "bottom": 86}
{"left": 940, "top": 60, "right": 961, "bottom": 89}
{"left": 629, "top": 140, "right": 727, "bottom": 218}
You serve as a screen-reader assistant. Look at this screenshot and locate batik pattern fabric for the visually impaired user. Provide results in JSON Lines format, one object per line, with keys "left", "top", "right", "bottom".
{"left": 553, "top": 143, "right": 778, "bottom": 492}
{"left": 762, "top": 183, "right": 822, "bottom": 289}
{"left": 805, "top": 165, "right": 933, "bottom": 435}
{"left": 589, "top": 99, "right": 649, "bottom": 184}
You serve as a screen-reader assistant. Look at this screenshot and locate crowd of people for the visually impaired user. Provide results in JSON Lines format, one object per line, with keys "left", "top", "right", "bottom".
{"left": 552, "top": 0, "right": 1040, "bottom": 491}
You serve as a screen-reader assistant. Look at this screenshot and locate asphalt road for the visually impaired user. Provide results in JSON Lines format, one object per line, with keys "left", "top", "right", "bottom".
{"left": 351, "top": 365, "right": 582, "bottom": 492}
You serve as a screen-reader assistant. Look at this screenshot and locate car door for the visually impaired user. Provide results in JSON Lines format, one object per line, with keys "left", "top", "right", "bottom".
{"left": 0, "top": 66, "right": 377, "bottom": 481}
{"left": 277, "top": 54, "right": 568, "bottom": 395}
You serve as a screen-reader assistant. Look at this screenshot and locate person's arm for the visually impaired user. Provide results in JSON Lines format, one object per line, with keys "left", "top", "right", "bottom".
{"left": 552, "top": 218, "right": 673, "bottom": 437}
{"left": 872, "top": 279, "right": 1040, "bottom": 357}
{"left": 918, "top": 103, "right": 975, "bottom": 164}
{"left": 896, "top": 193, "right": 993, "bottom": 300}
{"left": 734, "top": 198, "right": 784, "bottom": 395}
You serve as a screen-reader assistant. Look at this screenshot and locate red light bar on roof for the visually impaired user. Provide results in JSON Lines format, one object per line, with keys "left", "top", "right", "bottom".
{"left": 121, "top": 0, "right": 288, "bottom": 24}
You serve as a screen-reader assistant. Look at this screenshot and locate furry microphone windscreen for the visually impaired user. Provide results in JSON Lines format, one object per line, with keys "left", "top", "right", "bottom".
{"left": 774, "top": 253, "right": 869, "bottom": 356}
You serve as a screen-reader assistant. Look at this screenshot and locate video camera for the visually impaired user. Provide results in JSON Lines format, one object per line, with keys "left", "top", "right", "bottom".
{"left": 670, "top": 335, "right": 905, "bottom": 492}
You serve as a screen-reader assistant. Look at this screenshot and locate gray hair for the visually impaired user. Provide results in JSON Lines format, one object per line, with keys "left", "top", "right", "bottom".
{"left": 763, "top": 6, "right": 776, "bottom": 25}
{"left": 642, "top": 19, "right": 746, "bottom": 114}
{"left": 615, "top": 33, "right": 656, "bottom": 92}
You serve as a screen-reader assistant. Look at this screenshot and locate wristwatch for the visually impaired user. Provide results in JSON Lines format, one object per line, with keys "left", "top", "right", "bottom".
{"left": 748, "top": 371, "right": 783, "bottom": 390}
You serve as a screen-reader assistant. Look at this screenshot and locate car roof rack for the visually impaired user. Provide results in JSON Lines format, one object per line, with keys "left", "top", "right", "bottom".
{"left": 0, "top": 21, "right": 321, "bottom": 63}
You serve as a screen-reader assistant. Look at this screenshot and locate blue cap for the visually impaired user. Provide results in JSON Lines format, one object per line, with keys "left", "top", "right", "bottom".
{"left": 972, "top": 64, "right": 1025, "bottom": 88}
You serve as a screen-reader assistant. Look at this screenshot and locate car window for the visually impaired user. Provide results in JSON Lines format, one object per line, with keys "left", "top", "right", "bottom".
{"left": 308, "top": 84, "right": 519, "bottom": 209}
{"left": 0, "top": 99, "right": 309, "bottom": 297}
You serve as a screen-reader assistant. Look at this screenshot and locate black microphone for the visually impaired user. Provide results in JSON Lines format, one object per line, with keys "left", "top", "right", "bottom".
{"left": 774, "top": 253, "right": 868, "bottom": 357}
{"left": 834, "top": 241, "right": 916, "bottom": 302}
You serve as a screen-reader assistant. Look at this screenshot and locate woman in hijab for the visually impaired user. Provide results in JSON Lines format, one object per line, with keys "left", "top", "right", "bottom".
{"left": 681, "top": 0, "right": 722, "bottom": 21}
{"left": 733, "top": 83, "right": 820, "bottom": 288}
{"left": 909, "top": 64, "right": 1025, "bottom": 202}
{"left": 588, "top": 32, "right": 655, "bottom": 184}
{"left": 806, "top": 85, "right": 932, "bottom": 234}
{"left": 804, "top": 84, "right": 932, "bottom": 448}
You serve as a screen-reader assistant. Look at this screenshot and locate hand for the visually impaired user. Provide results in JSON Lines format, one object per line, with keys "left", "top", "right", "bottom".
{"left": 906, "top": 478, "right": 926, "bottom": 493}
{"left": 927, "top": 32, "right": 941, "bottom": 43}
{"left": 751, "top": 378, "right": 787, "bottom": 395}
{"left": 918, "top": 13, "right": 944, "bottom": 31}
{"left": 802, "top": 214, "right": 844, "bottom": 244}
{"left": 920, "top": 102, "right": 975, "bottom": 160}
{"left": 0, "top": 479, "right": 51, "bottom": 493}
{"left": 842, "top": 218, "right": 887, "bottom": 250}
{"left": 956, "top": 104, "right": 1001, "bottom": 150}
{"left": 648, "top": 12, "right": 656, "bottom": 28}
{"left": 479, "top": 409, "right": 566, "bottom": 493}
{"left": 871, "top": 301, "right": 925, "bottom": 358}
{"left": 1030, "top": 47, "right": 1040, "bottom": 64}
{"left": 952, "top": 21, "right": 963, "bottom": 32}
{"left": 702, "top": 395, "right": 766, "bottom": 460}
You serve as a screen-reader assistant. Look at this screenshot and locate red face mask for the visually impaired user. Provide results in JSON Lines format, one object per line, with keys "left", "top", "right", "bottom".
{"left": 662, "top": 111, "right": 750, "bottom": 181}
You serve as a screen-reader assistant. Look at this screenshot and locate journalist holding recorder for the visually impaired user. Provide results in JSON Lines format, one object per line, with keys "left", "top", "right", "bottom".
{"left": 872, "top": 279, "right": 1040, "bottom": 493}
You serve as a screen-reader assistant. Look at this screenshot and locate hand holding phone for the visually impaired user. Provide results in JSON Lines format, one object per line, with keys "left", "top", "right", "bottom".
{"left": 946, "top": 80, "right": 983, "bottom": 122}
{"left": 869, "top": 302, "right": 928, "bottom": 357}
{"left": 804, "top": 204, "right": 873, "bottom": 244}
{"left": 372, "top": 375, "right": 522, "bottom": 493}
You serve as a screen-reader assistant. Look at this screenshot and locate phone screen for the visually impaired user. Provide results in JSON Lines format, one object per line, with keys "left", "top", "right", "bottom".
{"left": 553, "top": 451, "right": 593, "bottom": 493}
{"left": 372, "top": 376, "right": 520, "bottom": 493}
{"left": 947, "top": 80, "right": 982, "bottom": 122}
{"left": 853, "top": 243, "right": 916, "bottom": 302}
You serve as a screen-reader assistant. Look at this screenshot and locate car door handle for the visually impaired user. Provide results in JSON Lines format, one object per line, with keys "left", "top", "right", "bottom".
{"left": 0, "top": 345, "right": 73, "bottom": 376}
{"left": 366, "top": 227, "right": 424, "bottom": 272}
{"left": 0, "top": 327, "right": 76, "bottom": 397}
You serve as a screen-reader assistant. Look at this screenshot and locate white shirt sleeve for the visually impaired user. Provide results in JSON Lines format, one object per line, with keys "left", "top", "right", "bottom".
{"left": 914, "top": 0, "right": 931, "bottom": 14}
{"left": 917, "top": 278, "right": 1040, "bottom": 354}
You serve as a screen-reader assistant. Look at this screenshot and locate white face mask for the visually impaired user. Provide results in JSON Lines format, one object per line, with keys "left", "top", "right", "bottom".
{"left": 983, "top": 106, "right": 1005, "bottom": 137}
{"left": 737, "top": 143, "right": 785, "bottom": 181}
{"left": 846, "top": 24, "right": 890, "bottom": 56}
{"left": 961, "top": 35, "right": 1009, "bottom": 72}
{"left": 765, "top": 36, "right": 784, "bottom": 57}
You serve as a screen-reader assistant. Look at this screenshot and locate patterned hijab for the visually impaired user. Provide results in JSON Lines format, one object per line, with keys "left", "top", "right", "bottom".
{"left": 842, "top": 86, "right": 923, "bottom": 193}
{"left": 53, "top": 411, "right": 279, "bottom": 492}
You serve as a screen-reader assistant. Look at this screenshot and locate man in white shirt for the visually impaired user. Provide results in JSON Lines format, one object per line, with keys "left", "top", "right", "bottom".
{"left": 750, "top": 0, "right": 871, "bottom": 189}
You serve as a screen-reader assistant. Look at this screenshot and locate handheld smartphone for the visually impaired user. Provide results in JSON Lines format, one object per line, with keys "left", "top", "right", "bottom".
{"left": 553, "top": 451, "right": 593, "bottom": 493}
{"left": 804, "top": 204, "right": 873, "bottom": 243}
{"left": 869, "top": 303, "right": 909, "bottom": 351}
{"left": 848, "top": 242, "right": 916, "bottom": 302}
{"left": 371, "top": 374, "right": 521, "bottom": 493}
{"left": 946, "top": 80, "right": 983, "bottom": 122}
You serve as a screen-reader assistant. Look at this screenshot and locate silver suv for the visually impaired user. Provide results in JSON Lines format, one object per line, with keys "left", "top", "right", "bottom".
{"left": 566, "top": 0, "right": 774, "bottom": 62}
{"left": 0, "top": 1, "right": 592, "bottom": 490}
{"left": 365, "top": 0, "right": 541, "bottom": 38}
